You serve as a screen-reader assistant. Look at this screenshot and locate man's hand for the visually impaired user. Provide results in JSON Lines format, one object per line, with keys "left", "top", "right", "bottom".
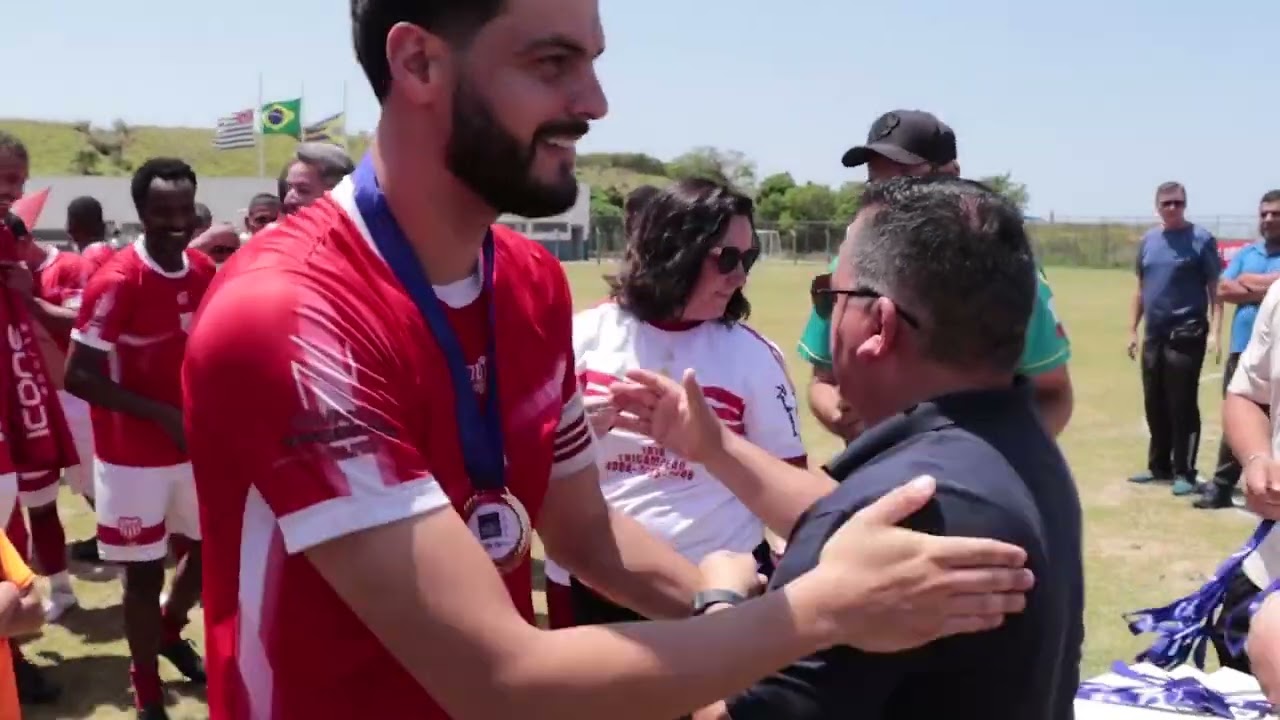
{"left": 158, "top": 405, "right": 187, "bottom": 453}
{"left": 699, "top": 551, "right": 765, "bottom": 599}
{"left": 1126, "top": 330, "right": 1139, "bottom": 361}
{"left": 609, "top": 368, "right": 727, "bottom": 465}
{"left": 583, "top": 392, "right": 618, "bottom": 437}
{"left": 0, "top": 261, "right": 34, "bottom": 299}
{"left": 1244, "top": 455, "right": 1280, "bottom": 520}
{"left": 808, "top": 475, "right": 1033, "bottom": 652}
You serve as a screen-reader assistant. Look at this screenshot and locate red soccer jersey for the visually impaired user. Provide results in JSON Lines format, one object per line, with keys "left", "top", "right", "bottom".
{"left": 33, "top": 248, "right": 90, "bottom": 353}
{"left": 183, "top": 180, "right": 596, "bottom": 720}
{"left": 72, "top": 242, "right": 216, "bottom": 467}
{"left": 79, "top": 242, "right": 115, "bottom": 279}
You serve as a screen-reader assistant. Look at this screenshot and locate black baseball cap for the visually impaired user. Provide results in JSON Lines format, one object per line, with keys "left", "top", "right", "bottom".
{"left": 841, "top": 110, "right": 957, "bottom": 168}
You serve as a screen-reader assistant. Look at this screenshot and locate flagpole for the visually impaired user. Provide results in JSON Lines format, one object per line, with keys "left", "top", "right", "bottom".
{"left": 256, "top": 72, "right": 265, "bottom": 178}
{"left": 299, "top": 81, "right": 305, "bottom": 142}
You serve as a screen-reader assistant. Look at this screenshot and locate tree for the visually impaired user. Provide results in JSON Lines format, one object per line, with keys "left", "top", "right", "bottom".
{"left": 578, "top": 153, "right": 668, "bottom": 177}
{"left": 69, "top": 149, "right": 102, "bottom": 176}
{"left": 979, "top": 173, "right": 1030, "bottom": 211}
{"left": 755, "top": 172, "right": 796, "bottom": 222}
{"left": 832, "top": 181, "right": 865, "bottom": 222}
{"left": 666, "top": 146, "right": 757, "bottom": 192}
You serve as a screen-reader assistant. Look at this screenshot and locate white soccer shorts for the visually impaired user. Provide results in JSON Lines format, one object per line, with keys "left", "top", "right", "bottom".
{"left": 95, "top": 461, "right": 200, "bottom": 563}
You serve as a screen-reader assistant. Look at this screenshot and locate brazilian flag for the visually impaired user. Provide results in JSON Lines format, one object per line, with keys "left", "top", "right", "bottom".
{"left": 261, "top": 98, "right": 302, "bottom": 139}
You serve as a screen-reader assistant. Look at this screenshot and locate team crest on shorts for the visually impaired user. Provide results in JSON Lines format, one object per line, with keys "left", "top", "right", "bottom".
{"left": 118, "top": 516, "right": 143, "bottom": 543}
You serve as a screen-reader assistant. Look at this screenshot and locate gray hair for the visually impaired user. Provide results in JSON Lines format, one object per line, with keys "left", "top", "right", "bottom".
{"left": 278, "top": 142, "right": 355, "bottom": 197}
{"left": 850, "top": 175, "right": 1036, "bottom": 373}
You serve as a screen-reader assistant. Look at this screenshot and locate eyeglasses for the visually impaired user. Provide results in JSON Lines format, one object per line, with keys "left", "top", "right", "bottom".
{"left": 1160, "top": 199, "right": 1186, "bottom": 209}
{"left": 810, "top": 273, "right": 922, "bottom": 328}
{"left": 710, "top": 245, "right": 760, "bottom": 275}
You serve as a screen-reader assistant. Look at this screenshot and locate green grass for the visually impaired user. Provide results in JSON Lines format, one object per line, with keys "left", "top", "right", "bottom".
{"left": 20, "top": 262, "right": 1256, "bottom": 718}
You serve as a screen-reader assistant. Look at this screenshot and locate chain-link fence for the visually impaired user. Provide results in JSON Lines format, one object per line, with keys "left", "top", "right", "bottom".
{"left": 584, "top": 214, "right": 1258, "bottom": 269}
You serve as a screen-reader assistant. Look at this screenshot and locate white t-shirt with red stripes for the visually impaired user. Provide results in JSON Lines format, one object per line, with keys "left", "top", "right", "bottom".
{"left": 545, "top": 302, "right": 806, "bottom": 585}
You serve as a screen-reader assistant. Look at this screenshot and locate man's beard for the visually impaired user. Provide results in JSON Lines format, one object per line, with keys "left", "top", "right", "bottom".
{"left": 445, "top": 81, "right": 585, "bottom": 218}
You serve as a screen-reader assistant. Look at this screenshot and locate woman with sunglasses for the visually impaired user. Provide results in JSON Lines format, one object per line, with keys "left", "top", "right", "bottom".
{"left": 543, "top": 178, "right": 808, "bottom": 629}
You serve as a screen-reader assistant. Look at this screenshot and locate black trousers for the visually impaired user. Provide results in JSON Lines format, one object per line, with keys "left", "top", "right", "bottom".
{"left": 1142, "top": 331, "right": 1207, "bottom": 479}
{"left": 1212, "top": 352, "right": 1244, "bottom": 488}
{"left": 1211, "top": 567, "right": 1260, "bottom": 673}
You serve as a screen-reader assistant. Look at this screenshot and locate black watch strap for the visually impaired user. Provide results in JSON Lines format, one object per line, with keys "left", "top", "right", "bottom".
{"left": 691, "top": 589, "right": 747, "bottom": 616}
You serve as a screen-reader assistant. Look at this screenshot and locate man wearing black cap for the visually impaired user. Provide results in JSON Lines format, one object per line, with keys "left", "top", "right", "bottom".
{"left": 798, "top": 110, "right": 1074, "bottom": 445}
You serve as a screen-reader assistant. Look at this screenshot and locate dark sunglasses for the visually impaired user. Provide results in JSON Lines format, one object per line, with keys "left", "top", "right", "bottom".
{"left": 810, "top": 273, "right": 921, "bottom": 328}
{"left": 710, "top": 246, "right": 760, "bottom": 275}
{"left": 1160, "top": 199, "right": 1186, "bottom": 209}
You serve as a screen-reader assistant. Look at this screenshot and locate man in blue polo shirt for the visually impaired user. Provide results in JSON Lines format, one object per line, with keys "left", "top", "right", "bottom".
{"left": 612, "top": 176, "right": 1082, "bottom": 720}
{"left": 1128, "top": 181, "right": 1222, "bottom": 496}
{"left": 1194, "top": 190, "right": 1280, "bottom": 509}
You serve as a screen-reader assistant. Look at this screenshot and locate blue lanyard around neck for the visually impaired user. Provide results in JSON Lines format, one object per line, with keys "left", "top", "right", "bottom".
{"left": 351, "top": 157, "right": 505, "bottom": 491}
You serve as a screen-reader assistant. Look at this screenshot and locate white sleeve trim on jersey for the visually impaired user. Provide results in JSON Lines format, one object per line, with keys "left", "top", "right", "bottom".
{"left": 737, "top": 325, "right": 808, "bottom": 461}
{"left": 276, "top": 475, "right": 451, "bottom": 555}
{"left": 551, "top": 389, "right": 598, "bottom": 480}
{"left": 69, "top": 327, "right": 114, "bottom": 351}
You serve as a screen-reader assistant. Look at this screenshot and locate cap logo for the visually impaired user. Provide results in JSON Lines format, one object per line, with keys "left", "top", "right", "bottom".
{"left": 872, "top": 113, "right": 900, "bottom": 140}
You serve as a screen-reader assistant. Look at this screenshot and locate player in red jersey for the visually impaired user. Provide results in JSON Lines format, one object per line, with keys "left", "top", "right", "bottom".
{"left": 183, "top": 2, "right": 1034, "bottom": 719}
{"left": 67, "top": 158, "right": 215, "bottom": 720}
{"left": 67, "top": 196, "right": 116, "bottom": 281}
{"left": 0, "top": 213, "right": 94, "bottom": 622}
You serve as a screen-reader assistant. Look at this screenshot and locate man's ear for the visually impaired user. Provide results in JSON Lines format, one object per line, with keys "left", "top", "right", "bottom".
{"left": 386, "top": 21, "right": 452, "bottom": 105}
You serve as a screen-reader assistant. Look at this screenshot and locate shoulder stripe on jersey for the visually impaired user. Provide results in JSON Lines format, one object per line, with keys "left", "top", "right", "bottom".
{"left": 738, "top": 322, "right": 798, "bottom": 396}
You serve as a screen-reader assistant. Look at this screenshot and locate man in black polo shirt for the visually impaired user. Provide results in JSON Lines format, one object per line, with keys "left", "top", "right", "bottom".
{"left": 611, "top": 176, "right": 1082, "bottom": 719}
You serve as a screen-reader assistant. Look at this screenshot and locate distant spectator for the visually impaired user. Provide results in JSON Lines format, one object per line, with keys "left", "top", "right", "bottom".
{"left": 1195, "top": 190, "right": 1280, "bottom": 509}
{"left": 279, "top": 142, "right": 353, "bottom": 214}
{"left": 66, "top": 196, "right": 115, "bottom": 278}
{"left": 244, "top": 193, "right": 281, "bottom": 235}
{"left": 1128, "top": 181, "right": 1221, "bottom": 496}
{"left": 194, "top": 202, "right": 213, "bottom": 234}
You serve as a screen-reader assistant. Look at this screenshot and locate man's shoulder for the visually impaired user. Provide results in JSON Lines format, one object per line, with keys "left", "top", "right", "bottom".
{"left": 820, "top": 427, "right": 1033, "bottom": 524}
{"left": 1190, "top": 223, "right": 1216, "bottom": 242}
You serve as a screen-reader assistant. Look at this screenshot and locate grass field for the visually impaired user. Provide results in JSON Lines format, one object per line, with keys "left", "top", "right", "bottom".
{"left": 19, "top": 262, "right": 1258, "bottom": 719}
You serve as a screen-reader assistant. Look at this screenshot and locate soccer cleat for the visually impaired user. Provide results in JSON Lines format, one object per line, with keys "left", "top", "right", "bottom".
{"left": 160, "top": 639, "right": 206, "bottom": 683}
{"left": 137, "top": 703, "right": 170, "bottom": 720}
{"left": 1128, "top": 471, "right": 1172, "bottom": 485}
{"left": 42, "top": 586, "right": 78, "bottom": 623}
{"left": 1171, "top": 475, "right": 1200, "bottom": 496}
{"left": 69, "top": 538, "right": 102, "bottom": 564}
{"left": 1193, "top": 483, "right": 1235, "bottom": 509}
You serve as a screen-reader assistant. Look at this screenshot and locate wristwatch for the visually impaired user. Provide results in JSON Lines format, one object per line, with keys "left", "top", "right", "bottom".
{"left": 691, "top": 589, "right": 747, "bottom": 616}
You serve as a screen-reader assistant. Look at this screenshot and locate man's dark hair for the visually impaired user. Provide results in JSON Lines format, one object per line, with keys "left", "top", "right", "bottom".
{"left": 195, "top": 202, "right": 213, "bottom": 226}
{"left": 623, "top": 185, "right": 660, "bottom": 237}
{"left": 1156, "top": 181, "right": 1185, "bottom": 199}
{"left": 278, "top": 142, "right": 355, "bottom": 198}
{"left": 351, "top": 0, "right": 506, "bottom": 102}
{"left": 130, "top": 157, "right": 197, "bottom": 214}
{"left": 67, "top": 196, "right": 105, "bottom": 235}
{"left": 852, "top": 175, "right": 1035, "bottom": 373}
{"left": 608, "top": 178, "right": 754, "bottom": 325}
{"left": 0, "top": 132, "right": 28, "bottom": 164}
{"left": 1261, "top": 190, "right": 1280, "bottom": 205}
{"left": 249, "top": 192, "right": 281, "bottom": 209}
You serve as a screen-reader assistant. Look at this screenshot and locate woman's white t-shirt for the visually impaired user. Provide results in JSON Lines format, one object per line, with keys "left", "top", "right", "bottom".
{"left": 544, "top": 303, "right": 806, "bottom": 585}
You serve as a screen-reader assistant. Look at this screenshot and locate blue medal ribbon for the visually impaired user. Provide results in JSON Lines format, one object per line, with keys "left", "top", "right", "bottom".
{"left": 1075, "top": 661, "right": 1273, "bottom": 718}
{"left": 352, "top": 157, "right": 506, "bottom": 491}
{"left": 1125, "top": 520, "right": 1276, "bottom": 669}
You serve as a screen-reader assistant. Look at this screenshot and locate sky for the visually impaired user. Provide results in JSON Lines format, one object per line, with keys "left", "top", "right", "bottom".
{"left": 3, "top": 0, "right": 1276, "bottom": 219}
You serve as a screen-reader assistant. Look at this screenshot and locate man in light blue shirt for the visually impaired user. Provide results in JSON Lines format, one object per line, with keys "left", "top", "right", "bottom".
{"left": 1195, "top": 190, "right": 1280, "bottom": 509}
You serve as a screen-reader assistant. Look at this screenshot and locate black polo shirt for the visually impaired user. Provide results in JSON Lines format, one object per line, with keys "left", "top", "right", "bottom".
{"left": 724, "top": 383, "right": 1083, "bottom": 720}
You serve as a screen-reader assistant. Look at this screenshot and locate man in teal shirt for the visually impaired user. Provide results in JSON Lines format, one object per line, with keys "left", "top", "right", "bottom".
{"left": 801, "top": 110, "right": 1074, "bottom": 441}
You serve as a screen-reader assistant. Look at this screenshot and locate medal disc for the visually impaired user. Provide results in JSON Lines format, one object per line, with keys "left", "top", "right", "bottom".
{"left": 463, "top": 491, "right": 532, "bottom": 574}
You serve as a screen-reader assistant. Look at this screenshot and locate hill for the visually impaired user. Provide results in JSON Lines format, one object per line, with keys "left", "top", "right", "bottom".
{"left": 0, "top": 119, "right": 662, "bottom": 198}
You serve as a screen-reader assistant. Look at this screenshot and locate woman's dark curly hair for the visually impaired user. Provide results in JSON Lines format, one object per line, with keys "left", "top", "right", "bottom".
{"left": 607, "top": 178, "right": 755, "bottom": 325}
